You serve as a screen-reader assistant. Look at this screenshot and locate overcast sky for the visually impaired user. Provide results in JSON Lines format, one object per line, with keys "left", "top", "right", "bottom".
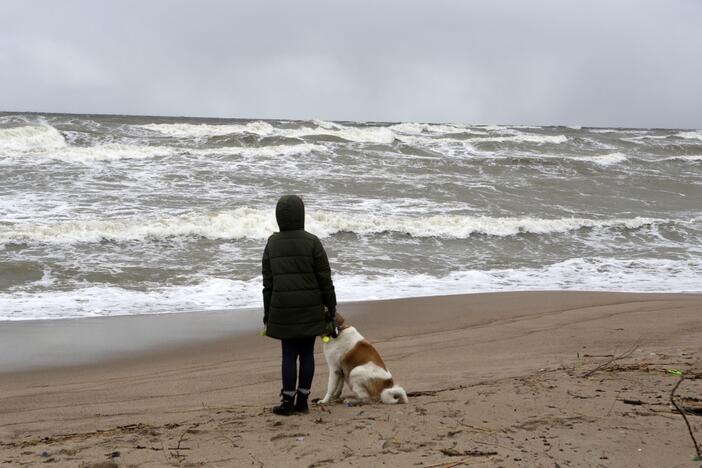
{"left": 1, "top": 0, "right": 700, "bottom": 128}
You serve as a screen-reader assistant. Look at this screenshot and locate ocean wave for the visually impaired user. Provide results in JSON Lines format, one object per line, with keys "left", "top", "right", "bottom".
{"left": 138, "top": 120, "right": 567, "bottom": 146}
{"left": 676, "top": 131, "right": 702, "bottom": 141}
{"left": 334, "top": 257, "right": 702, "bottom": 300}
{"left": 577, "top": 152, "right": 628, "bottom": 166}
{"left": 660, "top": 155, "right": 702, "bottom": 162}
{"left": 475, "top": 134, "right": 568, "bottom": 144}
{"left": 2, "top": 256, "right": 700, "bottom": 320}
{"left": 40, "top": 143, "right": 178, "bottom": 161}
{"left": 620, "top": 132, "right": 702, "bottom": 145}
{"left": 0, "top": 209, "right": 666, "bottom": 244}
{"left": 186, "top": 143, "right": 327, "bottom": 158}
{"left": 486, "top": 133, "right": 568, "bottom": 145}
{"left": 1, "top": 208, "right": 271, "bottom": 244}
{"left": 0, "top": 124, "right": 181, "bottom": 161}
{"left": 0, "top": 277, "right": 262, "bottom": 320}
{"left": 140, "top": 121, "right": 276, "bottom": 138}
{"left": 388, "top": 122, "right": 483, "bottom": 135}
{"left": 1, "top": 127, "right": 323, "bottom": 162}
{"left": 309, "top": 212, "right": 660, "bottom": 238}
{"left": 0, "top": 125, "right": 67, "bottom": 154}
{"left": 396, "top": 133, "right": 568, "bottom": 148}
{"left": 140, "top": 120, "right": 396, "bottom": 144}
{"left": 298, "top": 122, "right": 395, "bottom": 143}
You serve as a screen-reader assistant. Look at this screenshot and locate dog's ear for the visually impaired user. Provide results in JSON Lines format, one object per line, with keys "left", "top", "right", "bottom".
{"left": 335, "top": 312, "right": 346, "bottom": 327}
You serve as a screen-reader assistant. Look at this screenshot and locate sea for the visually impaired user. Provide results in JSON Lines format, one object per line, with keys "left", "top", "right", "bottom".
{"left": 1, "top": 112, "right": 700, "bottom": 320}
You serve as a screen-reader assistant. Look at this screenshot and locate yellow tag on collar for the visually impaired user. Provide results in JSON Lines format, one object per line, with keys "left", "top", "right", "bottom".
{"left": 322, "top": 336, "right": 330, "bottom": 343}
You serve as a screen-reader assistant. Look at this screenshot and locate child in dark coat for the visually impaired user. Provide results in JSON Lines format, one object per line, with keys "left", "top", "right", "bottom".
{"left": 262, "top": 195, "right": 336, "bottom": 415}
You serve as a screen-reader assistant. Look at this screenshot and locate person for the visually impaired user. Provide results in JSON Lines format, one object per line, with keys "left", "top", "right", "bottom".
{"left": 262, "top": 195, "right": 337, "bottom": 415}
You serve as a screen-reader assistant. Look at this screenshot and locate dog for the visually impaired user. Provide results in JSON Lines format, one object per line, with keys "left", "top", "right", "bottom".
{"left": 318, "top": 313, "right": 408, "bottom": 405}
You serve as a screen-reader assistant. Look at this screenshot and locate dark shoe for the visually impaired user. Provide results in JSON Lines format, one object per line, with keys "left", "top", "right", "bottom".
{"left": 272, "top": 391, "right": 295, "bottom": 416}
{"left": 294, "top": 391, "right": 309, "bottom": 414}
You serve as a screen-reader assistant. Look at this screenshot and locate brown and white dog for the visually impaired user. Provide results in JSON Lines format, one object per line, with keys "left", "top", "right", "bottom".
{"left": 318, "top": 313, "right": 408, "bottom": 405}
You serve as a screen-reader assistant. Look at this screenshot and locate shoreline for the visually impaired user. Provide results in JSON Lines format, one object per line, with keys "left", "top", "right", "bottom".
{"left": 0, "top": 289, "right": 692, "bottom": 373}
{"left": 1, "top": 290, "right": 701, "bottom": 466}
{"left": 2, "top": 288, "right": 699, "bottom": 372}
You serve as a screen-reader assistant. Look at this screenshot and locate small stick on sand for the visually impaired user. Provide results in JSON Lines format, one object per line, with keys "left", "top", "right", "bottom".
{"left": 580, "top": 342, "right": 639, "bottom": 378}
{"left": 424, "top": 457, "right": 493, "bottom": 468}
{"left": 669, "top": 376, "right": 701, "bottom": 460}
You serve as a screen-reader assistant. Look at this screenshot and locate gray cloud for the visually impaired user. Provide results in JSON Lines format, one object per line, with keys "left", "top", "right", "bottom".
{"left": 1, "top": 0, "right": 701, "bottom": 128}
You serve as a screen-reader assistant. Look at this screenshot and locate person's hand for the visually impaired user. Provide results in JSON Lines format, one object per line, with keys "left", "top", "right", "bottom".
{"left": 329, "top": 313, "right": 339, "bottom": 338}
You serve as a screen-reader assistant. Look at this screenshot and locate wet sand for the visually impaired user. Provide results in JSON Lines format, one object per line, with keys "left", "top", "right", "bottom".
{"left": 1, "top": 291, "right": 701, "bottom": 467}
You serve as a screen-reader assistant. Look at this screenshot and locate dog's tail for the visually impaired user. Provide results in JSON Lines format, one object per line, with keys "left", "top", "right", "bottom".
{"left": 381, "top": 385, "right": 408, "bottom": 404}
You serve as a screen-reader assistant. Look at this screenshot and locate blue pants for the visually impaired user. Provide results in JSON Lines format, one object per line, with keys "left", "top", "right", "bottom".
{"left": 281, "top": 337, "right": 316, "bottom": 394}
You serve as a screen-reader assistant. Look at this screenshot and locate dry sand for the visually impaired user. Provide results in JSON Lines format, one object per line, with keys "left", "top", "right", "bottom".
{"left": 1, "top": 291, "right": 701, "bottom": 467}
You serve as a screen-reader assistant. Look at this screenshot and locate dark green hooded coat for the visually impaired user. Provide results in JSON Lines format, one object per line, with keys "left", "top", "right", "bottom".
{"left": 262, "top": 195, "right": 336, "bottom": 340}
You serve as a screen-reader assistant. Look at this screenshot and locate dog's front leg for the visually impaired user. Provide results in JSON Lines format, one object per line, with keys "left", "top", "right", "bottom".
{"left": 332, "top": 371, "right": 344, "bottom": 400}
{"left": 318, "top": 368, "right": 342, "bottom": 404}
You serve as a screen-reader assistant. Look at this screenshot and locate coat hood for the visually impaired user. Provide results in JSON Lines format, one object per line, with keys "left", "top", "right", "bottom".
{"left": 275, "top": 195, "right": 305, "bottom": 231}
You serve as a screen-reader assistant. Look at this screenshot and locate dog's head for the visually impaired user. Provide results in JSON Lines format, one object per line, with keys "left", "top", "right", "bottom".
{"left": 335, "top": 312, "right": 348, "bottom": 329}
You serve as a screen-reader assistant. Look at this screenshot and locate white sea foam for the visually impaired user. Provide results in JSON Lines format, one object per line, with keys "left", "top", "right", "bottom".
{"left": 311, "top": 119, "right": 338, "bottom": 129}
{"left": 0, "top": 208, "right": 273, "bottom": 244}
{"left": 1, "top": 125, "right": 322, "bottom": 161}
{"left": 187, "top": 143, "right": 326, "bottom": 158}
{"left": 0, "top": 209, "right": 664, "bottom": 245}
{"left": 137, "top": 120, "right": 570, "bottom": 146}
{"left": 621, "top": 134, "right": 673, "bottom": 144}
{"left": 389, "top": 122, "right": 480, "bottom": 135}
{"left": 2, "top": 257, "right": 699, "bottom": 320}
{"left": 493, "top": 134, "right": 568, "bottom": 144}
{"left": 140, "top": 121, "right": 276, "bottom": 138}
{"left": 45, "top": 143, "right": 178, "bottom": 161}
{"left": 0, "top": 125, "right": 67, "bottom": 154}
{"left": 660, "top": 155, "right": 702, "bottom": 162}
{"left": 0, "top": 124, "right": 183, "bottom": 161}
{"left": 140, "top": 120, "right": 396, "bottom": 144}
{"left": 579, "top": 152, "right": 628, "bottom": 166}
{"left": 294, "top": 123, "right": 396, "bottom": 144}
{"left": 335, "top": 257, "right": 702, "bottom": 301}
{"left": 676, "top": 131, "right": 702, "bottom": 141}
{"left": 308, "top": 212, "right": 659, "bottom": 238}
{"left": 396, "top": 133, "right": 568, "bottom": 148}
{"left": 0, "top": 277, "right": 262, "bottom": 320}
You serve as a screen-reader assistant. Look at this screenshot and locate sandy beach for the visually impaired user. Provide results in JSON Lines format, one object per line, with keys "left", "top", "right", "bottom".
{"left": 1, "top": 291, "right": 701, "bottom": 467}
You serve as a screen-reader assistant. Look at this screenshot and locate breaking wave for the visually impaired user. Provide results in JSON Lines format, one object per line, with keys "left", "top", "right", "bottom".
{"left": 0, "top": 209, "right": 665, "bottom": 244}
{"left": 0, "top": 123, "right": 324, "bottom": 161}
{"left": 140, "top": 121, "right": 276, "bottom": 138}
{"left": 676, "top": 131, "right": 702, "bottom": 141}
{"left": 577, "top": 152, "right": 628, "bottom": 166}
{"left": 395, "top": 133, "right": 568, "bottom": 149}
{"left": 0, "top": 125, "right": 180, "bottom": 161}
{"left": 2, "top": 256, "right": 700, "bottom": 320}
{"left": 388, "top": 122, "right": 484, "bottom": 135}
{"left": 660, "top": 155, "right": 702, "bottom": 162}
{"left": 36, "top": 143, "right": 178, "bottom": 161}
{"left": 470, "top": 134, "right": 568, "bottom": 144}
{"left": 0, "top": 125, "right": 67, "bottom": 154}
{"left": 140, "top": 120, "right": 396, "bottom": 144}
{"left": 138, "top": 120, "right": 568, "bottom": 146}
{"left": 186, "top": 143, "right": 327, "bottom": 158}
